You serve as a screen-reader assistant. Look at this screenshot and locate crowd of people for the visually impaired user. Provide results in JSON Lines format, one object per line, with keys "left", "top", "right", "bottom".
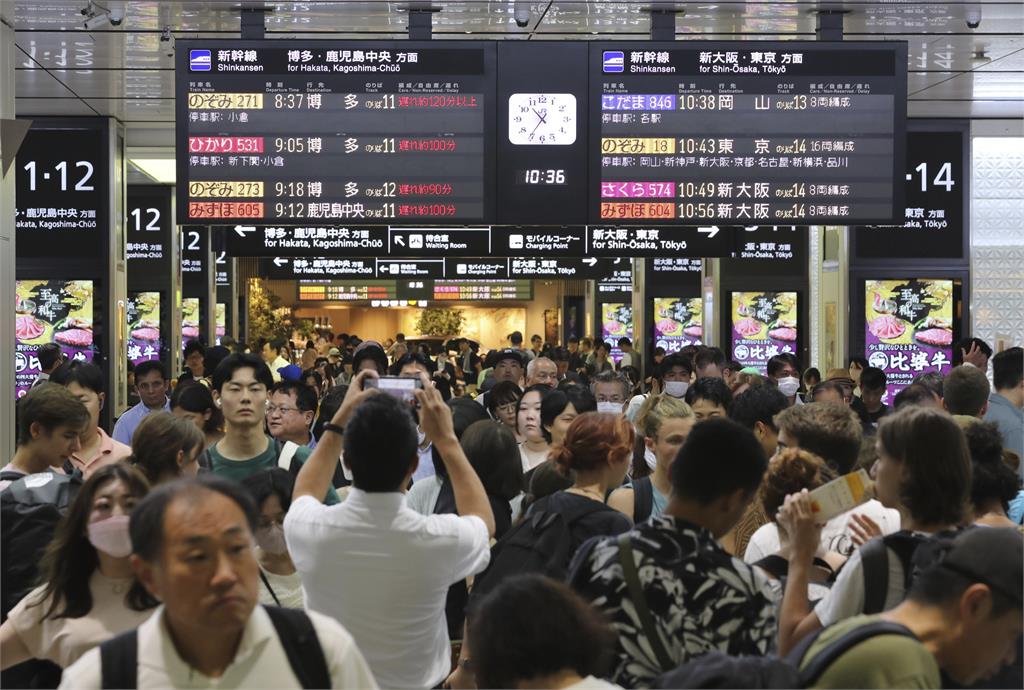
{"left": 2, "top": 331, "right": 1021, "bottom": 689}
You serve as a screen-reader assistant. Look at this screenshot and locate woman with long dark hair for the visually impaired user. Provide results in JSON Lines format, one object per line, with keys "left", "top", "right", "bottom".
{"left": 0, "top": 464, "right": 154, "bottom": 670}
{"left": 170, "top": 381, "right": 224, "bottom": 448}
{"left": 130, "top": 411, "right": 205, "bottom": 485}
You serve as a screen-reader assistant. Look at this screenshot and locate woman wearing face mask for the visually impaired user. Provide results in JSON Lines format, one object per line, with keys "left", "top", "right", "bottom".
{"left": 129, "top": 411, "right": 206, "bottom": 485}
{"left": 610, "top": 394, "right": 695, "bottom": 523}
{"left": 240, "top": 468, "right": 305, "bottom": 609}
{"left": 517, "top": 384, "right": 552, "bottom": 476}
{"left": 0, "top": 464, "right": 154, "bottom": 671}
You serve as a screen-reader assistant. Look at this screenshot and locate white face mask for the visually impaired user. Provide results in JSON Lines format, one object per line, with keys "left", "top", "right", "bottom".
{"left": 644, "top": 447, "right": 657, "bottom": 471}
{"left": 87, "top": 515, "right": 133, "bottom": 558}
{"left": 596, "top": 401, "right": 623, "bottom": 415}
{"left": 663, "top": 380, "right": 689, "bottom": 398}
{"left": 255, "top": 524, "right": 288, "bottom": 555}
{"left": 778, "top": 376, "right": 801, "bottom": 397}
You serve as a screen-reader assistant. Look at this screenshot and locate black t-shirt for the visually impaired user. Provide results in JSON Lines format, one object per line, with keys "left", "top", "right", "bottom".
{"left": 853, "top": 397, "right": 890, "bottom": 432}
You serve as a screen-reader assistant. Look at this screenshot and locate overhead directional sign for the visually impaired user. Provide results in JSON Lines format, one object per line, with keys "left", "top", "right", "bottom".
{"left": 262, "top": 256, "right": 616, "bottom": 280}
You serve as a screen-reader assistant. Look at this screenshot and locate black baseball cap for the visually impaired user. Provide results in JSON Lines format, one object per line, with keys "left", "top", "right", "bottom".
{"left": 352, "top": 340, "right": 388, "bottom": 373}
{"left": 924, "top": 527, "right": 1023, "bottom": 607}
{"left": 494, "top": 348, "right": 524, "bottom": 367}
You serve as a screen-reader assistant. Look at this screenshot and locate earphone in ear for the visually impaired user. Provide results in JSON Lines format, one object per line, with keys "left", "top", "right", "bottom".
{"left": 216, "top": 399, "right": 222, "bottom": 407}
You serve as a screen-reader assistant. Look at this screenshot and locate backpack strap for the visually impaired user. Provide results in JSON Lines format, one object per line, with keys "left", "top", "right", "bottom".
{"left": 633, "top": 476, "right": 654, "bottom": 524}
{"left": 0, "top": 471, "right": 25, "bottom": 483}
{"left": 617, "top": 532, "right": 674, "bottom": 672}
{"left": 753, "top": 554, "right": 791, "bottom": 580}
{"left": 859, "top": 537, "right": 890, "bottom": 615}
{"left": 259, "top": 569, "right": 282, "bottom": 608}
{"left": 790, "top": 620, "right": 917, "bottom": 688}
{"left": 277, "top": 441, "right": 301, "bottom": 472}
{"left": 264, "top": 606, "right": 331, "bottom": 690}
{"left": 99, "top": 629, "right": 138, "bottom": 690}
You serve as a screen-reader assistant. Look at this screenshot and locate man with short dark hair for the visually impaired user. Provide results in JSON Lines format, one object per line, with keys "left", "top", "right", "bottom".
{"left": 767, "top": 354, "right": 802, "bottom": 406}
{"left": 853, "top": 366, "right": 889, "bottom": 431}
{"left": 31, "top": 343, "right": 64, "bottom": 389}
{"left": 694, "top": 346, "right": 727, "bottom": 379}
{"left": 617, "top": 337, "right": 641, "bottom": 372}
{"left": 1, "top": 384, "right": 89, "bottom": 490}
{"left": 477, "top": 349, "right": 524, "bottom": 408}
{"left": 208, "top": 354, "right": 338, "bottom": 504}
{"left": 267, "top": 381, "right": 318, "bottom": 448}
{"left": 569, "top": 418, "right": 776, "bottom": 688}
{"left": 782, "top": 520, "right": 1022, "bottom": 689}
{"left": 508, "top": 331, "right": 534, "bottom": 364}
{"left": 953, "top": 336, "right": 994, "bottom": 370}
{"left": 352, "top": 340, "right": 389, "bottom": 376}
{"left": 530, "top": 334, "right": 544, "bottom": 360}
{"left": 51, "top": 362, "right": 131, "bottom": 477}
{"left": 112, "top": 360, "right": 170, "bottom": 445}
{"left": 658, "top": 353, "right": 693, "bottom": 399}
{"left": 985, "top": 347, "right": 1023, "bottom": 474}
{"left": 183, "top": 340, "right": 206, "bottom": 381}
{"left": 58, "top": 476, "right": 377, "bottom": 689}
{"left": 943, "top": 365, "right": 991, "bottom": 418}
{"left": 285, "top": 371, "right": 495, "bottom": 689}
{"left": 262, "top": 338, "right": 290, "bottom": 383}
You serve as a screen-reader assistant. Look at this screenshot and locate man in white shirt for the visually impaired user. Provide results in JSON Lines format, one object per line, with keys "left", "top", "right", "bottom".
{"left": 59, "top": 475, "right": 376, "bottom": 689}
{"left": 285, "top": 369, "right": 495, "bottom": 689}
{"left": 262, "top": 338, "right": 291, "bottom": 383}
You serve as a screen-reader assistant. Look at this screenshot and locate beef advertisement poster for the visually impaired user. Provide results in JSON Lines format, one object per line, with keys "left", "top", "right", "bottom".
{"left": 15, "top": 280, "right": 96, "bottom": 398}
{"left": 653, "top": 297, "right": 703, "bottom": 353}
{"left": 865, "top": 279, "right": 953, "bottom": 403}
{"left": 127, "top": 292, "right": 161, "bottom": 367}
{"left": 730, "top": 291, "right": 798, "bottom": 373}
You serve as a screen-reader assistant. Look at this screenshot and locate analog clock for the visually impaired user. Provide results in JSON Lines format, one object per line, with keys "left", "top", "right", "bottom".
{"left": 508, "top": 93, "right": 577, "bottom": 145}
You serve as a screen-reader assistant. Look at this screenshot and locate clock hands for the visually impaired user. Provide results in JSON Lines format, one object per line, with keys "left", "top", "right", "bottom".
{"left": 530, "top": 108, "right": 548, "bottom": 136}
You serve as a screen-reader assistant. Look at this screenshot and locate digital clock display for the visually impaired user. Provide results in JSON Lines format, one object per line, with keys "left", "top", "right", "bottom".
{"left": 516, "top": 169, "right": 567, "bottom": 185}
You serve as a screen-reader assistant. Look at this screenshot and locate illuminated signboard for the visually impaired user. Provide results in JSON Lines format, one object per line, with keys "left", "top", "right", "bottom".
{"left": 15, "top": 280, "right": 96, "bottom": 398}
{"left": 730, "top": 291, "right": 799, "bottom": 372}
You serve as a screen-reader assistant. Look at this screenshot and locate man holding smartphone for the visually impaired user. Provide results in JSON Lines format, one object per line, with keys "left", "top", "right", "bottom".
{"left": 285, "top": 369, "right": 495, "bottom": 689}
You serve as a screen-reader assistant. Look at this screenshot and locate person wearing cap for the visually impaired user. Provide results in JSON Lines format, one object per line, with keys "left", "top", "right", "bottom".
{"left": 277, "top": 363, "right": 303, "bottom": 383}
{"left": 823, "top": 368, "right": 856, "bottom": 404}
{"left": 352, "top": 340, "right": 389, "bottom": 376}
{"left": 477, "top": 349, "right": 524, "bottom": 410}
{"left": 779, "top": 501, "right": 1023, "bottom": 689}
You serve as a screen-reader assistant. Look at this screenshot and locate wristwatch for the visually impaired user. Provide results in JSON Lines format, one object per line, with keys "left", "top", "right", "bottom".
{"left": 322, "top": 422, "right": 345, "bottom": 436}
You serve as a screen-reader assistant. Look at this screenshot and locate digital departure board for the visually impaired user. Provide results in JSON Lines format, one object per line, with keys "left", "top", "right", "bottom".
{"left": 590, "top": 42, "right": 906, "bottom": 224}
{"left": 433, "top": 280, "right": 532, "bottom": 301}
{"left": 176, "top": 40, "right": 495, "bottom": 224}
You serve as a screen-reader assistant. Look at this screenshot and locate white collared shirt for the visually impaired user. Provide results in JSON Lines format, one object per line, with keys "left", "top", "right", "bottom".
{"left": 58, "top": 604, "right": 377, "bottom": 689}
{"left": 284, "top": 489, "right": 490, "bottom": 689}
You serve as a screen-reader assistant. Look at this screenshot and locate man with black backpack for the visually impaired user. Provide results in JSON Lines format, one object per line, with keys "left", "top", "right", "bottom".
{"left": 205, "top": 354, "right": 339, "bottom": 504}
{"left": 57, "top": 475, "right": 377, "bottom": 689}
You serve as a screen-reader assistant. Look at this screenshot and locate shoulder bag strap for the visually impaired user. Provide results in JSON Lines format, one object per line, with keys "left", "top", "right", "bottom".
{"left": 616, "top": 532, "right": 674, "bottom": 672}
{"left": 795, "top": 620, "right": 916, "bottom": 688}
{"left": 99, "top": 629, "right": 139, "bottom": 690}
{"left": 264, "top": 606, "right": 331, "bottom": 690}
{"left": 860, "top": 537, "right": 891, "bottom": 615}
{"left": 259, "top": 569, "right": 282, "bottom": 607}
{"left": 277, "top": 441, "right": 300, "bottom": 472}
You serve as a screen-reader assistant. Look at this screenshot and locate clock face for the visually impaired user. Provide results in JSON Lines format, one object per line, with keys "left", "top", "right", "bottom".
{"left": 508, "top": 93, "right": 577, "bottom": 145}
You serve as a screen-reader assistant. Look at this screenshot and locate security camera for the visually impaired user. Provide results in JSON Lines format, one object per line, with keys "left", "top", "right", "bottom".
{"left": 514, "top": 1, "right": 530, "bottom": 28}
{"left": 108, "top": 1, "right": 125, "bottom": 25}
{"left": 965, "top": 5, "right": 981, "bottom": 29}
{"left": 83, "top": 12, "right": 110, "bottom": 30}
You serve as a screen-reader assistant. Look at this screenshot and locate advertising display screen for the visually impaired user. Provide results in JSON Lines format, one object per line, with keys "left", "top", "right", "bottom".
{"left": 590, "top": 42, "right": 906, "bottom": 224}
{"left": 864, "top": 279, "right": 954, "bottom": 404}
{"left": 653, "top": 297, "right": 703, "bottom": 353}
{"left": 182, "top": 298, "right": 201, "bottom": 345}
{"left": 730, "top": 291, "right": 798, "bottom": 372}
{"left": 216, "top": 303, "right": 227, "bottom": 340}
{"left": 15, "top": 280, "right": 95, "bottom": 398}
{"left": 601, "top": 302, "right": 634, "bottom": 364}
{"left": 127, "top": 292, "right": 161, "bottom": 367}
{"left": 176, "top": 40, "right": 495, "bottom": 224}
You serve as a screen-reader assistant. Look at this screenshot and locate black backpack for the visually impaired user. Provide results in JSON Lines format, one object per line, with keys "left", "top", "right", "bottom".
{"left": 1, "top": 471, "right": 83, "bottom": 620}
{"left": 860, "top": 529, "right": 962, "bottom": 614}
{"left": 470, "top": 497, "right": 607, "bottom": 602}
{"left": 99, "top": 606, "right": 329, "bottom": 689}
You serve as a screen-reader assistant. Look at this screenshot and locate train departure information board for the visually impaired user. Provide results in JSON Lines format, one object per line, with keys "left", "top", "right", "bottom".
{"left": 590, "top": 42, "right": 906, "bottom": 225}
{"left": 176, "top": 40, "right": 495, "bottom": 224}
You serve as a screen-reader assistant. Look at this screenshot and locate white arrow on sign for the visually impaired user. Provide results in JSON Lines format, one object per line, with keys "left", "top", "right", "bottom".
{"left": 234, "top": 225, "right": 256, "bottom": 238}
{"left": 697, "top": 226, "right": 720, "bottom": 238}
{"left": 273, "top": 257, "right": 288, "bottom": 267}
{"left": 394, "top": 236, "right": 405, "bottom": 247}
{"left": 583, "top": 257, "right": 598, "bottom": 267}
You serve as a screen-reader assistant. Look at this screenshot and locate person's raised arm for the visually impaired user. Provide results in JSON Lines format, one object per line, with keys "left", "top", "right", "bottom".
{"left": 0, "top": 619, "right": 34, "bottom": 671}
{"left": 293, "top": 370, "right": 378, "bottom": 502}
{"left": 775, "top": 489, "right": 825, "bottom": 655}
{"left": 416, "top": 377, "right": 495, "bottom": 538}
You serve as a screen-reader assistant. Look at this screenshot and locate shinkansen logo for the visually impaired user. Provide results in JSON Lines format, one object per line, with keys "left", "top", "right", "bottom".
{"left": 190, "top": 50, "right": 212, "bottom": 71}
{"left": 603, "top": 51, "right": 624, "bottom": 73}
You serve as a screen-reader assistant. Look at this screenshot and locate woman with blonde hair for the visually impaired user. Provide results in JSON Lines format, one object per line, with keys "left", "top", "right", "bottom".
{"left": 610, "top": 394, "right": 695, "bottom": 523}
